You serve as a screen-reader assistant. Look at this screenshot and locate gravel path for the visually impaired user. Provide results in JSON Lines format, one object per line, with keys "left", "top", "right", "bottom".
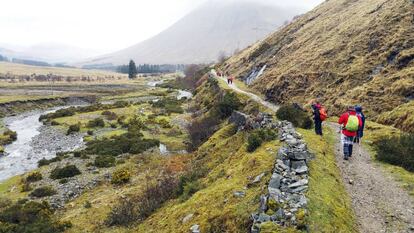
{"left": 217, "top": 75, "right": 279, "bottom": 112}
{"left": 329, "top": 123, "right": 414, "bottom": 233}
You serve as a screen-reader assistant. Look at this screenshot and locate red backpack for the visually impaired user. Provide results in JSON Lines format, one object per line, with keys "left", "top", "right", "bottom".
{"left": 319, "top": 107, "right": 328, "bottom": 121}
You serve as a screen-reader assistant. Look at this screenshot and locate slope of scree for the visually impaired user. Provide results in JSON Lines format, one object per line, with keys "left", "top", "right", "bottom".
{"left": 224, "top": 0, "right": 414, "bottom": 131}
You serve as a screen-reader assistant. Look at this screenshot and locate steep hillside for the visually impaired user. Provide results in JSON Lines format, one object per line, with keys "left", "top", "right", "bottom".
{"left": 79, "top": 1, "right": 302, "bottom": 66}
{"left": 224, "top": 0, "right": 414, "bottom": 130}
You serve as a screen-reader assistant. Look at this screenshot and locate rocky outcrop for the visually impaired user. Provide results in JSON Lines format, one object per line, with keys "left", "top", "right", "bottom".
{"left": 229, "top": 111, "right": 276, "bottom": 131}
{"left": 251, "top": 121, "right": 312, "bottom": 232}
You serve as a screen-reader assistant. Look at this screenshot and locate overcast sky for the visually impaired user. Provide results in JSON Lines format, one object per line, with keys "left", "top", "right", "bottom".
{"left": 0, "top": 0, "right": 324, "bottom": 53}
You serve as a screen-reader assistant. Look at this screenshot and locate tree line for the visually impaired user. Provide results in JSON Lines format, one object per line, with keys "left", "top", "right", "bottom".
{"left": 117, "top": 60, "right": 186, "bottom": 78}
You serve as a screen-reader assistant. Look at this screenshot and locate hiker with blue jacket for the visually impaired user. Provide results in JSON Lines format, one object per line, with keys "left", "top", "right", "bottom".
{"left": 354, "top": 105, "right": 366, "bottom": 143}
{"left": 338, "top": 106, "right": 363, "bottom": 160}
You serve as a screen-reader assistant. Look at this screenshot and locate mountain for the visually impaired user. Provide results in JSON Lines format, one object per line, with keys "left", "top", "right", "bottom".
{"left": 79, "top": 1, "right": 303, "bottom": 66}
{"left": 0, "top": 43, "right": 102, "bottom": 63}
{"left": 223, "top": 0, "right": 414, "bottom": 131}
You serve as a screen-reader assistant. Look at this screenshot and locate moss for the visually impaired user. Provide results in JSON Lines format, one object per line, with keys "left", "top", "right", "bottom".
{"left": 267, "top": 198, "right": 280, "bottom": 211}
{"left": 260, "top": 221, "right": 299, "bottom": 233}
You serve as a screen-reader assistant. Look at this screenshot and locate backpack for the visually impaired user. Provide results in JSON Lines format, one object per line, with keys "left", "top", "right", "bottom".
{"left": 345, "top": 114, "right": 359, "bottom": 132}
{"left": 319, "top": 107, "right": 328, "bottom": 121}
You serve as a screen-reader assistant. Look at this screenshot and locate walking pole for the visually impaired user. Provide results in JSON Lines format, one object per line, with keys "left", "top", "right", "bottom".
{"left": 358, "top": 138, "right": 362, "bottom": 156}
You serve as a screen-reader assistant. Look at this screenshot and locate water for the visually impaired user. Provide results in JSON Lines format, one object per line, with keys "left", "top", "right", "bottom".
{"left": 147, "top": 80, "right": 164, "bottom": 87}
{"left": 159, "top": 144, "right": 169, "bottom": 155}
{"left": 0, "top": 108, "right": 84, "bottom": 182}
{"left": 177, "top": 90, "right": 193, "bottom": 100}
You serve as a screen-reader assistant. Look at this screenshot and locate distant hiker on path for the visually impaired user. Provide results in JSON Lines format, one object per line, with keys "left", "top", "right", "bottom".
{"left": 227, "top": 75, "right": 234, "bottom": 85}
{"left": 338, "top": 106, "right": 362, "bottom": 160}
{"left": 311, "top": 101, "right": 327, "bottom": 136}
{"left": 354, "top": 105, "right": 366, "bottom": 143}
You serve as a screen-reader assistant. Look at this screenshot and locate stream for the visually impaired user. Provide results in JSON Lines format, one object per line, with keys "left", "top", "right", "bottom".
{"left": 0, "top": 108, "right": 84, "bottom": 182}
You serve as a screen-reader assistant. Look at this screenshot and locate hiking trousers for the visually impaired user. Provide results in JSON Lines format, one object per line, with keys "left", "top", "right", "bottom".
{"left": 342, "top": 135, "right": 354, "bottom": 159}
{"left": 314, "top": 120, "right": 322, "bottom": 136}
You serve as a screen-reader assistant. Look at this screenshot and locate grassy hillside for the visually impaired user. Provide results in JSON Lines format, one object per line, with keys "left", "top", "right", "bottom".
{"left": 224, "top": 0, "right": 413, "bottom": 131}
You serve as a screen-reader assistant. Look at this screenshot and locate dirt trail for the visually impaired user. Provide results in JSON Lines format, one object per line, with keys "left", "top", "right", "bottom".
{"left": 329, "top": 123, "right": 414, "bottom": 233}
{"left": 216, "top": 72, "right": 414, "bottom": 232}
{"left": 218, "top": 75, "right": 279, "bottom": 112}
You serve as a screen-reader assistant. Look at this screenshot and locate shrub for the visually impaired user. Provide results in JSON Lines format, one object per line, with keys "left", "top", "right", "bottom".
{"left": 51, "top": 120, "right": 60, "bottom": 126}
{"left": 187, "top": 115, "right": 220, "bottom": 151}
{"left": 26, "top": 172, "right": 42, "bottom": 183}
{"left": 217, "top": 92, "right": 241, "bottom": 119}
{"left": 276, "top": 104, "right": 313, "bottom": 129}
{"left": 176, "top": 167, "right": 208, "bottom": 198}
{"left": 87, "top": 130, "right": 94, "bottom": 136}
{"left": 157, "top": 118, "right": 171, "bottom": 128}
{"left": 84, "top": 201, "right": 92, "bottom": 209}
{"left": 111, "top": 168, "right": 131, "bottom": 185}
{"left": 0, "top": 201, "right": 71, "bottom": 232}
{"left": 102, "top": 111, "right": 118, "bottom": 120}
{"left": 94, "top": 155, "right": 116, "bottom": 168}
{"left": 375, "top": 133, "right": 414, "bottom": 172}
{"left": 59, "top": 179, "right": 68, "bottom": 184}
{"left": 151, "top": 98, "right": 184, "bottom": 114}
{"left": 20, "top": 182, "right": 32, "bottom": 193}
{"left": 180, "top": 181, "right": 201, "bottom": 201}
{"left": 106, "top": 174, "right": 178, "bottom": 226}
{"left": 38, "top": 157, "right": 61, "bottom": 167}
{"left": 67, "top": 123, "right": 81, "bottom": 135}
{"left": 50, "top": 165, "right": 81, "bottom": 180}
{"left": 87, "top": 118, "right": 105, "bottom": 128}
{"left": 3, "top": 130, "right": 17, "bottom": 141}
{"left": 29, "top": 186, "right": 57, "bottom": 198}
{"left": 39, "top": 107, "right": 76, "bottom": 121}
{"left": 247, "top": 128, "right": 278, "bottom": 152}
{"left": 73, "top": 151, "right": 82, "bottom": 157}
{"left": 247, "top": 133, "right": 263, "bottom": 153}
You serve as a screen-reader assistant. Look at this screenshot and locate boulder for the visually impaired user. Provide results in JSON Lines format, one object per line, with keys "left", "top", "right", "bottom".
{"left": 182, "top": 213, "right": 194, "bottom": 224}
{"left": 294, "top": 166, "right": 308, "bottom": 174}
{"left": 288, "top": 179, "right": 308, "bottom": 189}
{"left": 291, "top": 160, "right": 306, "bottom": 170}
{"left": 229, "top": 111, "right": 249, "bottom": 128}
{"left": 190, "top": 224, "right": 200, "bottom": 233}
{"left": 269, "top": 173, "right": 282, "bottom": 189}
{"left": 234, "top": 191, "right": 246, "bottom": 198}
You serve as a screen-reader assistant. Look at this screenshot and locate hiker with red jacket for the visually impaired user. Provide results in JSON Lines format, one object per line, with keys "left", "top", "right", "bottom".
{"left": 311, "top": 101, "right": 327, "bottom": 136}
{"left": 338, "top": 106, "right": 363, "bottom": 160}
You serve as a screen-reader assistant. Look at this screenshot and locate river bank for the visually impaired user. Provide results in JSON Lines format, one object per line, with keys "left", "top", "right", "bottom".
{"left": 0, "top": 107, "right": 86, "bottom": 181}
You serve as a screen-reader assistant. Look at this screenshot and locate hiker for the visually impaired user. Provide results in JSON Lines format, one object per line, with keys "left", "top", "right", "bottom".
{"left": 354, "top": 105, "right": 366, "bottom": 143}
{"left": 311, "top": 101, "right": 327, "bottom": 136}
{"left": 338, "top": 106, "right": 363, "bottom": 160}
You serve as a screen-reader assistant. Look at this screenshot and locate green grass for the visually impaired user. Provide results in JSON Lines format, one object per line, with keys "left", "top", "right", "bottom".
{"left": 0, "top": 175, "right": 27, "bottom": 201}
{"left": 299, "top": 128, "right": 357, "bottom": 233}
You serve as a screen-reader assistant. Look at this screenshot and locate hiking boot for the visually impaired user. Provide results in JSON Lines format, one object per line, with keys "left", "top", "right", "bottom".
{"left": 344, "top": 156, "right": 349, "bottom": 160}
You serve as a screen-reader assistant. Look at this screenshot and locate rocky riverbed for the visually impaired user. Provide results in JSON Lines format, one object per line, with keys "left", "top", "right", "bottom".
{"left": 0, "top": 108, "right": 85, "bottom": 182}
